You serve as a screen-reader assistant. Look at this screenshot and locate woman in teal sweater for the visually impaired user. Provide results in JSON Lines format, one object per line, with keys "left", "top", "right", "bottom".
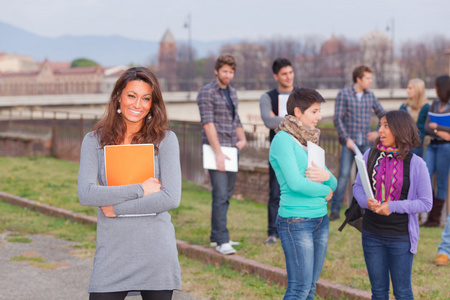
{"left": 269, "top": 87, "right": 337, "bottom": 300}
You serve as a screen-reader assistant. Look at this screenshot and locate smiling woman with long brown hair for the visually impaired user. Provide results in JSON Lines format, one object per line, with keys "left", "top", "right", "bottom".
{"left": 78, "top": 67, "right": 181, "bottom": 300}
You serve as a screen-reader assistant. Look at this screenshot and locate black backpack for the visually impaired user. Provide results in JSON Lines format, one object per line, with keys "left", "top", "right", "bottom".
{"left": 338, "top": 148, "right": 412, "bottom": 232}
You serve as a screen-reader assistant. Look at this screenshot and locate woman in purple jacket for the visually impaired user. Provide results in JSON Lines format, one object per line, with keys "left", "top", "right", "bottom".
{"left": 353, "top": 110, "right": 433, "bottom": 300}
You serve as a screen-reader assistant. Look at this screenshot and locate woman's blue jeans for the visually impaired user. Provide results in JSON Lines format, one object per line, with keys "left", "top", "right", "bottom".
{"left": 424, "top": 142, "right": 450, "bottom": 199}
{"left": 362, "top": 233, "right": 414, "bottom": 300}
{"left": 277, "top": 214, "right": 329, "bottom": 300}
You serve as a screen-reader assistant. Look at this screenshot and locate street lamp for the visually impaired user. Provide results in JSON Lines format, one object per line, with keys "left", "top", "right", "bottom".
{"left": 184, "top": 13, "right": 192, "bottom": 98}
{"left": 386, "top": 18, "right": 395, "bottom": 91}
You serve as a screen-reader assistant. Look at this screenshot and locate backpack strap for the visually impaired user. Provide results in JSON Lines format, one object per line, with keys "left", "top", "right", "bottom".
{"left": 400, "top": 152, "right": 412, "bottom": 199}
{"left": 366, "top": 147, "right": 380, "bottom": 194}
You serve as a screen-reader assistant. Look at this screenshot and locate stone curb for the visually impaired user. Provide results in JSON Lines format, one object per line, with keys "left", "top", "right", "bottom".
{"left": 0, "top": 191, "right": 371, "bottom": 300}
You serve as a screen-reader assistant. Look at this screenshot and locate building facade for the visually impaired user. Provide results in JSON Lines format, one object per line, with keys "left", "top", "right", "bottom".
{"left": 0, "top": 58, "right": 104, "bottom": 96}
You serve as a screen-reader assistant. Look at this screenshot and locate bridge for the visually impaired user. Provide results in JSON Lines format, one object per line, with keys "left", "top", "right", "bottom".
{"left": 0, "top": 89, "right": 438, "bottom": 123}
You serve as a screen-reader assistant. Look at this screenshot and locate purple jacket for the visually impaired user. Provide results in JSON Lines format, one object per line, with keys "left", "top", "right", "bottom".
{"left": 353, "top": 149, "right": 433, "bottom": 253}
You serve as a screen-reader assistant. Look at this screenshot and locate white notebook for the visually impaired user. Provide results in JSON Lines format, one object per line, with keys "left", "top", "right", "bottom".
{"left": 278, "top": 94, "right": 289, "bottom": 117}
{"left": 307, "top": 141, "right": 325, "bottom": 169}
{"left": 355, "top": 156, "right": 374, "bottom": 199}
{"left": 353, "top": 144, "right": 363, "bottom": 159}
{"left": 202, "top": 144, "right": 238, "bottom": 172}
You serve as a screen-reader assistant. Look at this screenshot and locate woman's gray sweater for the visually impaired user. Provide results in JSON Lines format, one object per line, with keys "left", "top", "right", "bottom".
{"left": 78, "top": 130, "right": 181, "bottom": 294}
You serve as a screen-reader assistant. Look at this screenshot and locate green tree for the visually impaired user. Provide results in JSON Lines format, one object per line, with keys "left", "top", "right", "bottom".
{"left": 71, "top": 58, "right": 99, "bottom": 68}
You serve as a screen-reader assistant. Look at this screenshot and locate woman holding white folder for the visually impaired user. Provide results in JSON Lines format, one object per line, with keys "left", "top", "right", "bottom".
{"left": 269, "top": 87, "right": 337, "bottom": 300}
{"left": 78, "top": 67, "right": 181, "bottom": 300}
{"left": 353, "top": 110, "right": 432, "bottom": 299}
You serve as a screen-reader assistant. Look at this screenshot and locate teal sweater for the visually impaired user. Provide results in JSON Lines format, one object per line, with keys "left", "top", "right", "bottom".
{"left": 269, "top": 131, "right": 337, "bottom": 218}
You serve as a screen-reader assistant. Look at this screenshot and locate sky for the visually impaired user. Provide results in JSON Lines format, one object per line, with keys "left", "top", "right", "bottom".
{"left": 0, "top": 0, "right": 449, "bottom": 44}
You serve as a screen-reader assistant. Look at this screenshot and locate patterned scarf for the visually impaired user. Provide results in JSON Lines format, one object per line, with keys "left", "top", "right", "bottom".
{"left": 372, "top": 142, "right": 404, "bottom": 203}
{"left": 275, "top": 115, "right": 320, "bottom": 146}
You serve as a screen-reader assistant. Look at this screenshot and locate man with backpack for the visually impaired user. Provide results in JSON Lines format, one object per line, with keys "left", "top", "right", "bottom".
{"left": 259, "top": 58, "right": 294, "bottom": 244}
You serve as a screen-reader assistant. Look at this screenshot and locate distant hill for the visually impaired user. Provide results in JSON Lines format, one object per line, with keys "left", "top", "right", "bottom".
{"left": 0, "top": 21, "right": 240, "bottom": 66}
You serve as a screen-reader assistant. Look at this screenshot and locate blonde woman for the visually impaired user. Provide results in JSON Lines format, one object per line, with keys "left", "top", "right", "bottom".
{"left": 399, "top": 78, "right": 430, "bottom": 157}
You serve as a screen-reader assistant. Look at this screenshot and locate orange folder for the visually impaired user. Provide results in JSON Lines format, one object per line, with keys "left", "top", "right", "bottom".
{"left": 104, "top": 144, "right": 155, "bottom": 186}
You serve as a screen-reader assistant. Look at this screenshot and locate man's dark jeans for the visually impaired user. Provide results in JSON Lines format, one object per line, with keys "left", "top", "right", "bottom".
{"left": 268, "top": 162, "right": 280, "bottom": 237}
{"left": 209, "top": 169, "right": 238, "bottom": 245}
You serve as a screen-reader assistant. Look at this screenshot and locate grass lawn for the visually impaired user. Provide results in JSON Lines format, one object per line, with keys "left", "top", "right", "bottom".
{"left": 0, "top": 201, "right": 289, "bottom": 300}
{"left": 1, "top": 156, "right": 449, "bottom": 299}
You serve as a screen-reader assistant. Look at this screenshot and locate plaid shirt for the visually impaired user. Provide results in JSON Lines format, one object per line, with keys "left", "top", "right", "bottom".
{"left": 197, "top": 79, "right": 242, "bottom": 147}
{"left": 334, "top": 85, "right": 385, "bottom": 145}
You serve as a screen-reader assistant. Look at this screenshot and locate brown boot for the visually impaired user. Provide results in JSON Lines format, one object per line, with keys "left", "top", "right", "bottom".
{"left": 422, "top": 198, "right": 445, "bottom": 227}
{"left": 434, "top": 254, "right": 449, "bottom": 266}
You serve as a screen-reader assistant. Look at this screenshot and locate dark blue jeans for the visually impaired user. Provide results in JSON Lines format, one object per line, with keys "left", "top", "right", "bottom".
{"left": 209, "top": 169, "right": 238, "bottom": 245}
{"left": 410, "top": 146, "right": 423, "bottom": 158}
{"left": 277, "top": 215, "right": 329, "bottom": 300}
{"left": 268, "top": 162, "right": 281, "bottom": 237}
{"left": 330, "top": 143, "right": 370, "bottom": 214}
{"left": 424, "top": 142, "right": 450, "bottom": 199}
{"left": 362, "top": 233, "right": 414, "bottom": 300}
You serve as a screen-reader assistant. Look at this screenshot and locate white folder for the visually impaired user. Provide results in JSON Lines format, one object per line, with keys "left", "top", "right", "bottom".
{"left": 355, "top": 156, "right": 375, "bottom": 199}
{"left": 278, "top": 94, "right": 289, "bottom": 117}
{"left": 202, "top": 144, "right": 238, "bottom": 172}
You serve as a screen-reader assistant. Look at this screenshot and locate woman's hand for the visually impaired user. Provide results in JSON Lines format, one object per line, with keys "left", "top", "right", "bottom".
{"left": 325, "top": 188, "right": 333, "bottom": 201}
{"left": 367, "top": 197, "right": 381, "bottom": 211}
{"left": 429, "top": 122, "right": 438, "bottom": 130}
{"left": 305, "top": 161, "right": 331, "bottom": 182}
{"left": 142, "top": 177, "right": 161, "bottom": 196}
{"left": 375, "top": 202, "right": 390, "bottom": 216}
{"left": 101, "top": 206, "right": 116, "bottom": 217}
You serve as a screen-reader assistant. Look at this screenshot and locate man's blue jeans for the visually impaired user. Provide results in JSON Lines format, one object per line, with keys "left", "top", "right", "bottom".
{"left": 277, "top": 215, "right": 329, "bottom": 300}
{"left": 424, "top": 142, "right": 450, "bottom": 199}
{"left": 330, "top": 143, "right": 370, "bottom": 214}
{"left": 208, "top": 169, "right": 237, "bottom": 245}
{"left": 268, "top": 162, "right": 281, "bottom": 237}
{"left": 362, "top": 233, "right": 414, "bottom": 300}
{"left": 438, "top": 213, "right": 450, "bottom": 257}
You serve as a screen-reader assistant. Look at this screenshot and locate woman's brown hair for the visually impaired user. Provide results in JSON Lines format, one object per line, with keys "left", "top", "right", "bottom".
{"left": 375, "top": 110, "right": 421, "bottom": 159}
{"left": 435, "top": 74, "right": 450, "bottom": 104}
{"left": 93, "top": 67, "right": 168, "bottom": 153}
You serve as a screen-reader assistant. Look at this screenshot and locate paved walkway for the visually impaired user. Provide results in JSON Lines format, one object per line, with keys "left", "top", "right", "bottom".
{"left": 0, "top": 232, "right": 198, "bottom": 300}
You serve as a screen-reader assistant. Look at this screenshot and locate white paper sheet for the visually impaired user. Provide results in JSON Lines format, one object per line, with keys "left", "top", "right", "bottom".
{"left": 307, "top": 141, "right": 325, "bottom": 169}
{"left": 278, "top": 94, "right": 289, "bottom": 117}
{"left": 355, "top": 156, "right": 374, "bottom": 199}
{"left": 353, "top": 144, "right": 363, "bottom": 159}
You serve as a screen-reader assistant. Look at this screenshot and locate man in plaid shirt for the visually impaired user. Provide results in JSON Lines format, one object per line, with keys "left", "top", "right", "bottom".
{"left": 197, "top": 54, "right": 246, "bottom": 255}
{"left": 329, "top": 65, "right": 385, "bottom": 220}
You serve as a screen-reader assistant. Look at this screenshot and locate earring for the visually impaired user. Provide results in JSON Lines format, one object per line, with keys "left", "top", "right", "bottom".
{"left": 117, "top": 108, "right": 122, "bottom": 114}
{"left": 148, "top": 114, "right": 152, "bottom": 120}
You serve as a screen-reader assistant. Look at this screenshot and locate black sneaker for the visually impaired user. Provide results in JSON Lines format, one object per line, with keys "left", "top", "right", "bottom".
{"left": 264, "top": 236, "right": 277, "bottom": 245}
{"left": 329, "top": 212, "right": 340, "bottom": 221}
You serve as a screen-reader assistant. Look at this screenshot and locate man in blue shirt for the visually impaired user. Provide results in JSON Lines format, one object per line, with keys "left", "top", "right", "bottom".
{"left": 330, "top": 65, "right": 385, "bottom": 220}
{"left": 197, "top": 54, "right": 247, "bottom": 254}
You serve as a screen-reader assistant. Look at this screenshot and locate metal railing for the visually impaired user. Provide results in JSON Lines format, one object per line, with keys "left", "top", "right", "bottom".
{"left": 0, "top": 107, "right": 341, "bottom": 177}
{"left": 2, "top": 107, "right": 448, "bottom": 221}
